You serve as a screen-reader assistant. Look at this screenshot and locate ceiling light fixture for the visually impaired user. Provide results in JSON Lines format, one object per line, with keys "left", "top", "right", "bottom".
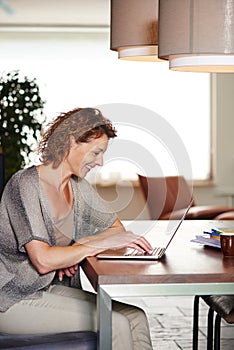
{"left": 110, "top": 0, "right": 163, "bottom": 62}
{"left": 158, "top": 0, "right": 234, "bottom": 72}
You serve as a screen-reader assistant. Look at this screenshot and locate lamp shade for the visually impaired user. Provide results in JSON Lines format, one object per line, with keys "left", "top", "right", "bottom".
{"left": 158, "top": 0, "right": 234, "bottom": 72}
{"left": 110, "top": 0, "right": 161, "bottom": 61}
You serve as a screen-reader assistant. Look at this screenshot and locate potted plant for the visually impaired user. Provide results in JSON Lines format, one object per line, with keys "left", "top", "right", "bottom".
{"left": 0, "top": 70, "right": 45, "bottom": 186}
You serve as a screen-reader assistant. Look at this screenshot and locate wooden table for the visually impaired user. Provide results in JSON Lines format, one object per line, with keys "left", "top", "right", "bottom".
{"left": 81, "top": 220, "right": 234, "bottom": 350}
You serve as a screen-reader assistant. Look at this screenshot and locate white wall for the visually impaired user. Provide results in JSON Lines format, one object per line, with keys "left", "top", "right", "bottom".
{"left": 193, "top": 74, "right": 234, "bottom": 207}
{"left": 96, "top": 74, "right": 234, "bottom": 219}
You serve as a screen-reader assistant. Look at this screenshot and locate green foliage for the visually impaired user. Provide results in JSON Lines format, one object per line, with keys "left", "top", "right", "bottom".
{"left": 0, "top": 70, "right": 45, "bottom": 182}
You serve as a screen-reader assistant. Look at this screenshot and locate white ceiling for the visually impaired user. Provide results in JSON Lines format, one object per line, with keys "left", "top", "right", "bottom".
{"left": 0, "top": 0, "right": 110, "bottom": 26}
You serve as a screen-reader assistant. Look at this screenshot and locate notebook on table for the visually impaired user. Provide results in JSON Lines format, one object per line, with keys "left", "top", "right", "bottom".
{"left": 97, "top": 201, "right": 192, "bottom": 261}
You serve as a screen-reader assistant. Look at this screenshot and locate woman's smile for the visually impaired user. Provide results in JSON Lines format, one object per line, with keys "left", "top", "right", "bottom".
{"left": 65, "top": 134, "right": 109, "bottom": 178}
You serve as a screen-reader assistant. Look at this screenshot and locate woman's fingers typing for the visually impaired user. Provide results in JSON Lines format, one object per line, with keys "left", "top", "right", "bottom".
{"left": 110, "top": 230, "right": 153, "bottom": 253}
{"left": 126, "top": 234, "right": 153, "bottom": 253}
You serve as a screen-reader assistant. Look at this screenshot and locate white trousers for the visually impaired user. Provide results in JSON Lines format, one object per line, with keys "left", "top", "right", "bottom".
{"left": 0, "top": 285, "right": 153, "bottom": 350}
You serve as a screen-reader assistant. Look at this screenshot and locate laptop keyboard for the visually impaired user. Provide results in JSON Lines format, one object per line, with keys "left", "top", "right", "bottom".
{"left": 125, "top": 247, "right": 166, "bottom": 258}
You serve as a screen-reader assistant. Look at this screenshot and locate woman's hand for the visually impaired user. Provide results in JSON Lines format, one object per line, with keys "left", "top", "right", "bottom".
{"left": 57, "top": 263, "right": 79, "bottom": 281}
{"left": 118, "top": 231, "right": 153, "bottom": 253}
{"left": 75, "top": 230, "right": 153, "bottom": 255}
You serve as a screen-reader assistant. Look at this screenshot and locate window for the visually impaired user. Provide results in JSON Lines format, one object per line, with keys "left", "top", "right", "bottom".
{"left": 0, "top": 31, "right": 210, "bottom": 182}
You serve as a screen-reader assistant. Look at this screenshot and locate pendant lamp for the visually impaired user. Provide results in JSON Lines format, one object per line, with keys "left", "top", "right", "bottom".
{"left": 110, "top": 0, "right": 162, "bottom": 61}
{"left": 158, "top": 0, "right": 234, "bottom": 72}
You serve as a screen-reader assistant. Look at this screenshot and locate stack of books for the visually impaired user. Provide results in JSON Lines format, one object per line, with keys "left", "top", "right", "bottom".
{"left": 191, "top": 228, "right": 221, "bottom": 248}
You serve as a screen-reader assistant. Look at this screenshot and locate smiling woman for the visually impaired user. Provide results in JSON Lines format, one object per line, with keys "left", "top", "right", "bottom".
{"left": 36, "top": 107, "right": 117, "bottom": 218}
{"left": 0, "top": 106, "right": 154, "bottom": 349}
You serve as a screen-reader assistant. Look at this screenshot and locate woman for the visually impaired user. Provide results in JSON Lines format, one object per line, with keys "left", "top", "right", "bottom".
{"left": 0, "top": 107, "right": 153, "bottom": 349}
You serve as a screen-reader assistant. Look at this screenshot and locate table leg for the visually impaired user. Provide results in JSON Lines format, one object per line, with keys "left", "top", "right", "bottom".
{"left": 97, "top": 286, "right": 112, "bottom": 350}
{"left": 193, "top": 296, "right": 200, "bottom": 350}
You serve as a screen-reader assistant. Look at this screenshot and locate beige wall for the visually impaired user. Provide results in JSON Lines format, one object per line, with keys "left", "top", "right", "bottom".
{"left": 95, "top": 184, "right": 151, "bottom": 220}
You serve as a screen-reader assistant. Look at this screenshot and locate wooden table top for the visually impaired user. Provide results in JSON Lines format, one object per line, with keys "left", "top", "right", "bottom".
{"left": 81, "top": 220, "right": 234, "bottom": 291}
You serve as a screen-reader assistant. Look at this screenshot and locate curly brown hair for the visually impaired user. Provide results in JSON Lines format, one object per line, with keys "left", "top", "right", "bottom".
{"left": 38, "top": 107, "right": 117, "bottom": 168}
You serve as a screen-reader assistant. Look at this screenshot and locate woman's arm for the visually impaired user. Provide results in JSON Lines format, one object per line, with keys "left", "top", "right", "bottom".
{"left": 25, "top": 239, "right": 101, "bottom": 275}
{"left": 25, "top": 219, "right": 153, "bottom": 275}
{"left": 73, "top": 219, "right": 125, "bottom": 245}
{"left": 57, "top": 219, "right": 126, "bottom": 281}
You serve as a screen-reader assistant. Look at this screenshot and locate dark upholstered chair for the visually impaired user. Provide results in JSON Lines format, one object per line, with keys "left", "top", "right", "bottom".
{"left": 138, "top": 175, "right": 234, "bottom": 220}
{"left": 0, "top": 331, "right": 97, "bottom": 349}
{"left": 193, "top": 295, "right": 234, "bottom": 350}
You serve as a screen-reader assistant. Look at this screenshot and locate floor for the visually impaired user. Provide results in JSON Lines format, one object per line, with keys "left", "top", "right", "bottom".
{"left": 119, "top": 295, "right": 234, "bottom": 350}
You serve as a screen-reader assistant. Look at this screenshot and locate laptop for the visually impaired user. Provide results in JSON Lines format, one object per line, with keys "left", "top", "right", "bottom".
{"left": 97, "top": 201, "right": 192, "bottom": 260}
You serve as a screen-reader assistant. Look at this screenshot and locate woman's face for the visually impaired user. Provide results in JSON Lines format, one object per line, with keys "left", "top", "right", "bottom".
{"left": 65, "top": 134, "right": 109, "bottom": 178}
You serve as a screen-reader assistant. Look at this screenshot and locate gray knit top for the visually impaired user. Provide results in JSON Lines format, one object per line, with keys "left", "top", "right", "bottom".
{"left": 0, "top": 166, "right": 117, "bottom": 312}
